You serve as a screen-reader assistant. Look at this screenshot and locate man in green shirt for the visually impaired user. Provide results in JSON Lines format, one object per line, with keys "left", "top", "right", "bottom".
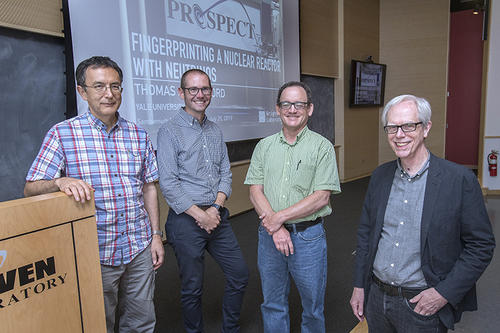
{"left": 245, "top": 81, "right": 340, "bottom": 332}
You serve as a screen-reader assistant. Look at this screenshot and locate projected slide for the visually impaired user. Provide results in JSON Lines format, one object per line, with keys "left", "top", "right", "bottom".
{"left": 67, "top": 0, "right": 299, "bottom": 143}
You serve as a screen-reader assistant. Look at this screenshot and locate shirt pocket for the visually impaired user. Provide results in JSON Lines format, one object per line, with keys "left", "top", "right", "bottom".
{"left": 117, "top": 148, "right": 144, "bottom": 179}
{"left": 293, "top": 163, "right": 315, "bottom": 196}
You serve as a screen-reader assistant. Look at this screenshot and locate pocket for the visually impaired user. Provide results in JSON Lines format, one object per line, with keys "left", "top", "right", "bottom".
{"left": 293, "top": 163, "right": 315, "bottom": 194}
{"left": 297, "top": 223, "right": 325, "bottom": 241}
{"left": 403, "top": 298, "right": 437, "bottom": 321}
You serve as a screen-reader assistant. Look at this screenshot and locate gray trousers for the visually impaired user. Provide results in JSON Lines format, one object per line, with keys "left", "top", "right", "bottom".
{"left": 101, "top": 245, "right": 156, "bottom": 333}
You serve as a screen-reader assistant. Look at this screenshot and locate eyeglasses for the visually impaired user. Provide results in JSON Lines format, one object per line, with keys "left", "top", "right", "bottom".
{"left": 278, "top": 101, "right": 310, "bottom": 111}
{"left": 182, "top": 87, "right": 212, "bottom": 96}
{"left": 82, "top": 83, "right": 123, "bottom": 94}
{"left": 384, "top": 122, "right": 423, "bottom": 134}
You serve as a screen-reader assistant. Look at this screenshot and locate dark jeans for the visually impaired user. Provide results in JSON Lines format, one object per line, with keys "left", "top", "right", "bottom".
{"left": 166, "top": 207, "right": 249, "bottom": 333}
{"left": 366, "top": 281, "right": 447, "bottom": 333}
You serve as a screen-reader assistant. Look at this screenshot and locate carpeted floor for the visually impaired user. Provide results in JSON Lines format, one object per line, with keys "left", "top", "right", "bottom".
{"left": 152, "top": 177, "right": 500, "bottom": 332}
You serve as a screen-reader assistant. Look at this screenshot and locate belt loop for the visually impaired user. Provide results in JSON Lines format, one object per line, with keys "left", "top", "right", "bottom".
{"left": 292, "top": 223, "right": 297, "bottom": 234}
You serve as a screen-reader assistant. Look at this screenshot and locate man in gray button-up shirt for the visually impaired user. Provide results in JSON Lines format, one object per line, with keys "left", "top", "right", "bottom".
{"left": 157, "top": 69, "right": 248, "bottom": 332}
{"left": 350, "top": 95, "right": 495, "bottom": 332}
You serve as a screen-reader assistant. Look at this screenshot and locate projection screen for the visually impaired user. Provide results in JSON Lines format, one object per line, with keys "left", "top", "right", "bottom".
{"left": 67, "top": 0, "right": 300, "bottom": 144}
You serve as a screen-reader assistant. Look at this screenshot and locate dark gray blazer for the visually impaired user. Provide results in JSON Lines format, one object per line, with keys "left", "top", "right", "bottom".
{"left": 353, "top": 153, "right": 495, "bottom": 329}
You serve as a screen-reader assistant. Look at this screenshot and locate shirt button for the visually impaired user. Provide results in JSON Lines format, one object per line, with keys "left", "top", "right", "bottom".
{"left": 404, "top": 199, "right": 408, "bottom": 204}
{"left": 395, "top": 242, "right": 399, "bottom": 247}
{"left": 390, "top": 263, "right": 394, "bottom": 267}
{"left": 206, "top": 160, "right": 209, "bottom": 163}
{"left": 400, "top": 221, "right": 404, "bottom": 225}
{"left": 391, "top": 282, "right": 395, "bottom": 285}
{"left": 110, "top": 154, "right": 114, "bottom": 158}
{"left": 118, "top": 194, "right": 122, "bottom": 197}
{"left": 282, "top": 195, "right": 286, "bottom": 198}
{"left": 114, "top": 174, "right": 118, "bottom": 177}
{"left": 120, "top": 213, "right": 124, "bottom": 217}
{"left": 285, "top": 178, "right": 288, "bottom": 181}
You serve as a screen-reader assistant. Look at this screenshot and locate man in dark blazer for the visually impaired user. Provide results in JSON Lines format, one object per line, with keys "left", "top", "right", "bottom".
{"left": 350, "top": 94, "right": 495, "bottom": 332}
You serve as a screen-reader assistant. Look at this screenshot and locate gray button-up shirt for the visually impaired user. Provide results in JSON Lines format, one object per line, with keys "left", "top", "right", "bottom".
{"left": 373, "top": 154, "right": 430, "bottom": 287}
{"left": 157, "top": 109, "right": 232, "bottom": 214}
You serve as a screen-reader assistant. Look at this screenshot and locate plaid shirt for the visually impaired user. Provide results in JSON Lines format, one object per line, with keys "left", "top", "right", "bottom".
{"left": 27, "top": 111, "right": 158, "bottom": 266}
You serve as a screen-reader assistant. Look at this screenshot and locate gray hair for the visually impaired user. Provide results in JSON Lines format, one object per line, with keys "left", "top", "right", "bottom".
{"left": 381, "top": 94, "right": 432, "bottom": 126}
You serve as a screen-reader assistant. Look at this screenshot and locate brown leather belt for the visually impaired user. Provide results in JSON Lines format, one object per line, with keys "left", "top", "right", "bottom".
{"left": 372, "top": 275, "right": 425, "bottom": 299}
{"left": 284, "top": 217, "right": 322, "bottom": 232}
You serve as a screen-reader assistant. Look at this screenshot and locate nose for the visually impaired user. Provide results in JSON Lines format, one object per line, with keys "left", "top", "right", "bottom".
{"left": 395, "top": 127, "right": 406, "bottom": 137}
{"left": 103, "top": 86, "right": 114, "bottom": 98}
{"left": 195, "top": 89, "right": 205, "bottom": 98}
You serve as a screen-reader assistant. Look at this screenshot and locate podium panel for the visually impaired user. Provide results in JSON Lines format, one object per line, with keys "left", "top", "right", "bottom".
{"left": 0, "top": 192, "right": 106, "bottom": 333}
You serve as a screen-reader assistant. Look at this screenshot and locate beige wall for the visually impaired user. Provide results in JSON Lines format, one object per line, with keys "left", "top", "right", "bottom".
{"left": 379, "top": 0, "right": 450, "bottom": 164}
{"left": 342, "top": 0, "right": 381, "bottom": 181}
{"left": 0, "top": 0, "right": 63, "bottom": 37}
{"left": 300, "top": 0, "right": 339, "bottom": 77}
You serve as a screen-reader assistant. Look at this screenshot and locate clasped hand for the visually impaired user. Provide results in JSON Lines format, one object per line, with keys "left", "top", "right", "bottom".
{"left": 195, "top": 207, "right": 221, "bottom": 233}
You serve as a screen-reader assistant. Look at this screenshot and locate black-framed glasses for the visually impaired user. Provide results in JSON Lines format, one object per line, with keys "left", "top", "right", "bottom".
{"left": 278, "top": 101, "right": 310, "bottom": 111}
{"left": 384, "top": 122, "right": 423, "bottom": 134}
{"left": 182, "top": 87, "right": 212, "bottom": 96}
{"left": 82, "top": 83, "right": 123, "bottom": 94}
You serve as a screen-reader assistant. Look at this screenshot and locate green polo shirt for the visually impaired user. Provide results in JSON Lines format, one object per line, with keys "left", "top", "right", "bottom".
{"left": 245, "top": 126, "right": 341, "bottom": 223}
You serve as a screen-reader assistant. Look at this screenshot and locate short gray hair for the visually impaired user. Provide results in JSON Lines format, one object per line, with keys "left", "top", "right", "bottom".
{"left": 381, "top": 94, "right": 432, "bottom": 126}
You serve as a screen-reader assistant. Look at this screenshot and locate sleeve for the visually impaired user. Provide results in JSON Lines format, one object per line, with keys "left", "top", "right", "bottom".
{"left": 142, "top": 133, "right": 159, "bottom": 183}
{"left": 353, "top": 170, "right": 379, "bottom": 288}
{"left": 217, "top": 137, "right": 232, "bottom": 198}
{"left": 26, "top": 126, "right": 65, "bottom": 181}
{"left": 434, "top": 170, "right": 496, "bottom": 307}
{"left": 313, "top": 141, "right": 341, "bottom": 194}
{"left": 157, "top": 125, "right": 194, "bottom": 214}
{"left": 244, "top": 139, "right": 264, "bottom": 185}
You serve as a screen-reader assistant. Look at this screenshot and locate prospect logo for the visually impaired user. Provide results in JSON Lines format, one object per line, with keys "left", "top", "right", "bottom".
{"left": 166, "top": 0, "right": 262, "bottom": 52}
{"left": 0, "top": 255, "right": 67, "bottom": 309}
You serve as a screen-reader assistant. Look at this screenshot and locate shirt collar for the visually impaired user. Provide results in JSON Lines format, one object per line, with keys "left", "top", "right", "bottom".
{"left": 179, "top": 107, "right": 206, "bottom": 127}
{"left": 279, "top": 126, "right": 309, "bottom": 146}
{"left": 86, "top": 110, "right": 121, "bottom": 133}
{"left": 397, "top": 150, "right": 431, "bottom": 180}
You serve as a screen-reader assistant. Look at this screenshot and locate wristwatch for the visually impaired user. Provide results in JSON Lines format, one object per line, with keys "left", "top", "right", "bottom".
{"left": 211, "top": 203, "right": 221, "bottom": 211}
{"left": 152, "top": 230, "right": 163, "bottom": 237}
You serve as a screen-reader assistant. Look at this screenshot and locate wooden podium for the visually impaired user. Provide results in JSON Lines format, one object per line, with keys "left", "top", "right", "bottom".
{"left": 0, "top": 192, "right": 106, "bottom": 332}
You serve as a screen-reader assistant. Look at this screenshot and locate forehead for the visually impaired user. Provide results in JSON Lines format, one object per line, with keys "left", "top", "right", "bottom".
{"left": 184, "top": 72, "right": 210, "bottom": 86}
{"left": 85, "top": 66, "right": 120, "bottom": 83}
{"left": 387, "top": 100, "right": 419, "bottom": 123}
{"left": 280, "top": 86, "right": 307, "bottom": 101}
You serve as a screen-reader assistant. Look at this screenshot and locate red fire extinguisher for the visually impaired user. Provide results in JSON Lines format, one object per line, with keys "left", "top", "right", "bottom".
{"left": 488, "top": 150, "right": 498, "bottom": 177}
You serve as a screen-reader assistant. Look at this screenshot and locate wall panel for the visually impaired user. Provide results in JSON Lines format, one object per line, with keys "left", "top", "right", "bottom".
{"left": 0, "top": 0, "right": 63, "bottom": 37}
{"left": 379, "top": 0, "right": 449, "bottom": 164}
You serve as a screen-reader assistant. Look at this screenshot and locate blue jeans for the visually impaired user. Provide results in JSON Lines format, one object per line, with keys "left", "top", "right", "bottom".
{"left": 258, "top": 222, "right": 327, "bottom": 333}
{"left": 366, "top": 281, "right": 448, "bottom": 333}
{"left": 166, "top": 207, "right": 249, "bottom": 333}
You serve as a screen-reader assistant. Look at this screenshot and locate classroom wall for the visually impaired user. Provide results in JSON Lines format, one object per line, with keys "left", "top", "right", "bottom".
{"left": 0, "top": 1, "right": 454, "bottom": 203}
{"left": 342, "top": 0, "right": 380, "bottom": 181}
{"left": 379, "top": 0, "right": 450, "bottom": 164}
{"left": 481, "top": 0, "right": 500, "bottom": 192}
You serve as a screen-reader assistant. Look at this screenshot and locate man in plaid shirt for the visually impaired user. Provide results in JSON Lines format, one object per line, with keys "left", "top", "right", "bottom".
{"left": 24, "top": 56, "right": 164, "bottom": 333}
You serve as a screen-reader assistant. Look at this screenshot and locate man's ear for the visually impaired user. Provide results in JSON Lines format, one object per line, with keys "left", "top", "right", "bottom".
{"left": 307, "top": 103, "right": 314, "bottom": 117}
{"left": 77, "top": 85, "right": 88, "bottom": 101}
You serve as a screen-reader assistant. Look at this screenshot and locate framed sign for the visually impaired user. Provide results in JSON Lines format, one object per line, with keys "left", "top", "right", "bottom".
{"left": 350, "top": 60, "right": 386, "bottom": 107}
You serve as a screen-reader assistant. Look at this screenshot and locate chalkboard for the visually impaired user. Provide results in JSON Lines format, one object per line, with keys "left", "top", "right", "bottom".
{"left": 301, "top": 74, "right": 335, "bottom": 143}
{"left": 0, "top": 27, "right": 66, "bottom": 202}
